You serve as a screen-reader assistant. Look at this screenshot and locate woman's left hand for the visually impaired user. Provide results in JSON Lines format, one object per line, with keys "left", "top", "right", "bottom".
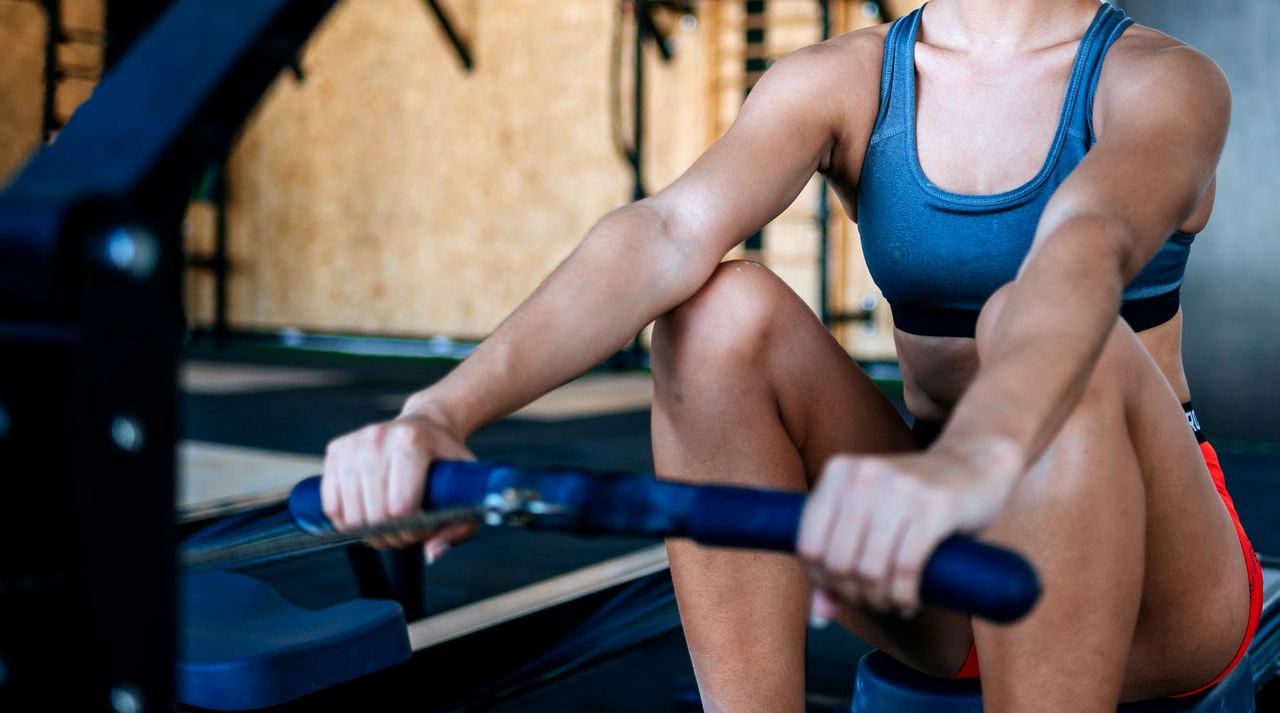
{"left": 797, "top": 446, "right": 1020, "bottom": 622}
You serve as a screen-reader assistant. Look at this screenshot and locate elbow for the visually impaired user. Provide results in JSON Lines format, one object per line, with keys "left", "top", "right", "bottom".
{"left": 587, "top": 199, "right": 719, "bottom": 301}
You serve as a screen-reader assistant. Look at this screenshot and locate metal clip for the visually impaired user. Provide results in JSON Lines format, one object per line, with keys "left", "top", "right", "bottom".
{"left": 481, "top": 489, "right": 575, "bottom": 528}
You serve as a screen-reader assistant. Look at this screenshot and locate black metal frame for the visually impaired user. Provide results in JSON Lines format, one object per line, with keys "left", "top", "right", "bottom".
{"left": 0, "top": 1, "right": 338, "bottom": 707}
{"left": 423, "top": 0, "right": 474, "bottom": 71}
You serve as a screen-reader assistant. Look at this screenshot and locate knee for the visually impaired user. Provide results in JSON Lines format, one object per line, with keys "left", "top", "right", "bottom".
{"left": 652, "top": 260, "right": 788, "bottom": 379}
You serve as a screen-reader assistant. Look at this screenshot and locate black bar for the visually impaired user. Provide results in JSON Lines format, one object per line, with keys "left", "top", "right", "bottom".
{"left": 423, "top": 0, "right": 474, "bottom": 71}
{"left": 103, "top": 0, "right": 172, "bottom": 70}
{"left": 636, "top": 0, "right": 674, "bottom": 63}
{"left": 827, "top": 310, "right": 876, "bottom": 324}
{"left": 632, "top": 0, "right": 648, "bottom": 201}
{"left": 40, "top": 0, "right": 60, "bottom": 140}
{"left": 743, "top": 0, "right": 767, "bottom": 251}
{"left": 0, "top": 1, "right": 341, "bottom": 708}
{"left": 211, "top": 164, "right": 230, "bottom": 343}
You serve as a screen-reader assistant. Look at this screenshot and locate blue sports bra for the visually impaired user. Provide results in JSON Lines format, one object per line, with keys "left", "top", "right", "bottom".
{"left": 855, "top": 2, "right": 1194, "bottom": 338}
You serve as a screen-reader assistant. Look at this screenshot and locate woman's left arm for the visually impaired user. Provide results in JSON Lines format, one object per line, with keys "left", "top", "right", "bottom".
{"left": 799, "top": 44, "right": 1230, "bottom": 618}
{"left": 941, "top": 44, "right": 1230, "bottom": 469}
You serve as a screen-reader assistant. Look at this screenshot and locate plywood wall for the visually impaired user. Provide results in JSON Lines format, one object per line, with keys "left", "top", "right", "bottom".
{"left": 216, "top": 0, "right": 708, "bottom": 338}
{"left": 0, "top": 1, "right": 46, "bottom": 184}
{"left": 0, "top": 0, "right": 107, "bottom": 183}
{"left": 0, "top": 0, "right": 921, "bottom": 360}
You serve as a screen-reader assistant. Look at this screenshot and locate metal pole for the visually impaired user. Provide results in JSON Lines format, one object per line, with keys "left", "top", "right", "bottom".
{"left": 632, "top": 0, "right": 647, "bottom": 202}
{"left": 40, "top": 0, "right": 60, "bottom": 142}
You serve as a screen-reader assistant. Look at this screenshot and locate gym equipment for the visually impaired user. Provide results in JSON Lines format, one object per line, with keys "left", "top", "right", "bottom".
{"left": 178, "top": 572, "right": 412, "bottom": 711}
{"left": 851, "top": 565, "right": 1280, "bottom": 712}
{"left": 283, "top": 461, "right": 1041, "bottom": 623}
{"left": 0, "top": 1, "right": 340, "bottom": 708}
{"left": 176, "top": 459, "right": 1040, "bottom": 709}
{"left": 176, "top": 460, "right": 1279, "bottom": 711}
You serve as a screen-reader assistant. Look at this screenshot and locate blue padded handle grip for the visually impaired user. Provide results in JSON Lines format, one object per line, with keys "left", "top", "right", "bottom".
{"left": 679, "top": 486, "right": 1039, "bottom": 623}
{"left": 289, "top": 462, "right": 1039, "bottom": 622}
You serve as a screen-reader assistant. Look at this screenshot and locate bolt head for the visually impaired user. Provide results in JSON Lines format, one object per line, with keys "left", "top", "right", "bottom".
{"left": 110, "top": 684, "right": 144, "bottom": 713}
{"left": 110, "top": 415, "right": 145, "bottom": 453}
{"left": 102, "top": 226, "right": 159, "bottom": 280}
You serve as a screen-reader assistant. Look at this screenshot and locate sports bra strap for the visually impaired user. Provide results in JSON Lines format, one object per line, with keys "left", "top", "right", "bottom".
{"left": 871, "top": 8, "right": 922, "bottom": 141}
{"left": 1072, "top": 3, "right": 1135, "bottom": 142}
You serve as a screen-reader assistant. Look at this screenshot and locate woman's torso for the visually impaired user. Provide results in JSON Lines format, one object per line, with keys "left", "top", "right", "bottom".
{"left": 818, "top": 2, "right": 1213, "bottom": 423}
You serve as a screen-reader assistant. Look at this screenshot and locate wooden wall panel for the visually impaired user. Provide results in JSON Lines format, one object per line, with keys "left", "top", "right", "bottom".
{"left": 0, "top": 1, "right": 45, "bottom": 184}
{"left": 222, "top": 0, "right": 707, "bottom": 337}
{"left": 0, "top": 0, "right": 106, "bottom": 183}
{"left": 0, "top": 0, "right": 902, "bottom": 359}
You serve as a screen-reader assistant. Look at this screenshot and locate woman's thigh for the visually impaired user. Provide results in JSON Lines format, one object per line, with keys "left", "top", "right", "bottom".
{"left": 1120, "top": 345, "right": 1254, "bottom": 698}
{"left": 651, "top": 260, "right": 977, "bottom": 675}
{"left": 971, "top": 320, "right": 1252, "bottom": 703}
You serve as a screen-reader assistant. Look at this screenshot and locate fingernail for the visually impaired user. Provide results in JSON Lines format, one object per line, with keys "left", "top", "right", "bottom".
{"left": 425, "top": 542, "right": 450, "bottom": 565}
{"left": 809, "top": 611, "right": 831, "bottom": 629}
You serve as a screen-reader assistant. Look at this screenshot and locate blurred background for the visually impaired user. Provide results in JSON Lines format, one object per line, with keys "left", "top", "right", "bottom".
{"left": 1, "top": 0, "right": 1275, "bottom": 439}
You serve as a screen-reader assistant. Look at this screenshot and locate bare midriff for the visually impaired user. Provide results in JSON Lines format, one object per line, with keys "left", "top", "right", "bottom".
{"left": 896, "top": 311, "right": 1191, "bottom": 426}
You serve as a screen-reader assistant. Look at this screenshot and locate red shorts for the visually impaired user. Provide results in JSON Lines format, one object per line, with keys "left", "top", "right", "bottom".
{"left": 949, "top": 441, "right": 1264, "bottom": 698}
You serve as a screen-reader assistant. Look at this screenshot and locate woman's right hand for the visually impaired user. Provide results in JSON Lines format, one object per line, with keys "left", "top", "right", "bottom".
{"left": 321, "top": 407, "right": 477, "bottom": 562}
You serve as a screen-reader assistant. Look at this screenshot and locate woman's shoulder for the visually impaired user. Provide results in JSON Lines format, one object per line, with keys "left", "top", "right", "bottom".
{"left": 1105, "top": 23, "right": 1227, "bottom": 97}
{"left": 773, "top": 23, "right": 892, "bottom": 83}
{"left": 749, "top": 24, "right": 893, "bottom": 127}
{"left": 1096, "top": 22, "right": 1230, "bottom": 126}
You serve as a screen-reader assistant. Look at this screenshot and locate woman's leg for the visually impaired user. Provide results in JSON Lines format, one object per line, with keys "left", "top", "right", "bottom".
{"left": 650, "top": 260, "right": 972, "bottom": 713}
{"left": 971, "top": 304, "right": 1252, "bottom": 711}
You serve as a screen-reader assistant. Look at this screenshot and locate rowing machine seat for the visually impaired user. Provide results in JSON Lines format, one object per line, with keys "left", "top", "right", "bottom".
{"left": 851, "top": 564, "right": 1279, "bottom": 712}
{"left": 177, "top": 572, "right": 411, "bottom": 710}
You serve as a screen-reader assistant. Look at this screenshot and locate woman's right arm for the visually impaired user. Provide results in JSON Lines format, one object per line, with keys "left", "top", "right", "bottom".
{"left": 321, "top": 40, "right": 874, "bottom": 549}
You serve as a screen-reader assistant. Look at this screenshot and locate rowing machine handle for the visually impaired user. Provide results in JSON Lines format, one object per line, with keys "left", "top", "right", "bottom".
{"left": 289, "top": 464, "right": 1040, "bottom": 623}
{"left": 684, "top": 484, "right": 1040, "bottom": 623}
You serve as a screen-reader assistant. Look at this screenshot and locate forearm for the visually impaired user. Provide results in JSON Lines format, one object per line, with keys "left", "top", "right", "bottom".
{"left": 935, "top": 217, "right": 1130, "bottom": 478}
{"left": 402, "top": 201, "right": 715, "bottom": 438}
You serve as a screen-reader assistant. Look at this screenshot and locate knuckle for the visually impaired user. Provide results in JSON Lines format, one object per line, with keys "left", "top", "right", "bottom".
{"left": 389, "top": 423, "right": 427, "bottom": 449}
{"left": 824, "top": 454, "right": 859, "bottom": 479}
{"left": 828, "top": 454, "right": 854, "bottom": 470}
{"left": 364, "top": 424, "right": 390, "bottom": 447}
{"left": 835, "top": 579, "right": 862, "bottom": 603}
{"left": 855, "top": 561, "right": 883, "bottom": 582}
{"left": 857, "top": 466, "right": 887, "bottom": 488}
{"left": 387, "top": 491, "right": 416, "bottom": 518}
{"left": 825, "top": 559, "right": 855, "bottom": 578}
{"left": 895, "top": 559, "right": 922, "bottom": 578}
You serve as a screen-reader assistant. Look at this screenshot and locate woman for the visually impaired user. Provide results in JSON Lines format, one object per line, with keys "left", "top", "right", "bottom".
{"left": 320, "top": 1, "right": 1261, "bottom": 710}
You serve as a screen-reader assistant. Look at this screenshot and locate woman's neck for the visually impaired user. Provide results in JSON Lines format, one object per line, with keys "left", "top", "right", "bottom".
{"left": 922, "top": 0, "right": 1102, "bottom": 54}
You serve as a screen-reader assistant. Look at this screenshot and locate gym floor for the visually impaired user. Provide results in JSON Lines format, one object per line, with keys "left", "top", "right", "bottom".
{"left": 179, "top": 342, "right": 1280, "bottom": 711}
